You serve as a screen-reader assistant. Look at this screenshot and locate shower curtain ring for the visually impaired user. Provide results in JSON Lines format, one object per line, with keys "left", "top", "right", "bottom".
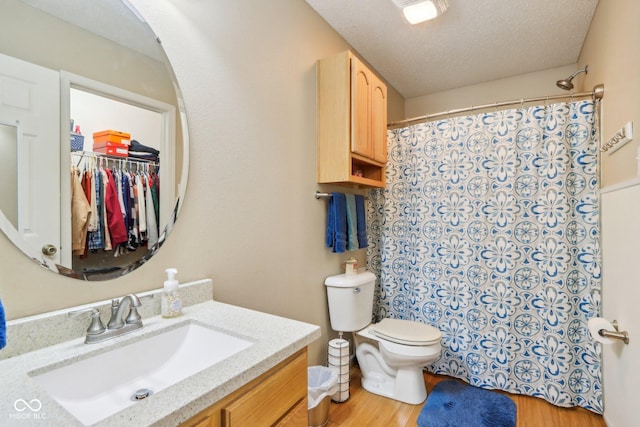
{"left": 519, "top": 98, "right": 524, "bottom": 109}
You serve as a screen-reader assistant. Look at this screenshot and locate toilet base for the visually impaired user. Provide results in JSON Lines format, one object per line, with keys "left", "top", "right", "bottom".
{"left": 356, "top": 342, "right": 429, "bottom": 405}
{"left": 360, "top": 365, "right": 427, "bottom": 405}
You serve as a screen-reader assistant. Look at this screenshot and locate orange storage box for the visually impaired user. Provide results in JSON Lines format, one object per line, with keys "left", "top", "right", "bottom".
{"left": 93, "top": 142, "right": 128, "bottom": 157}
{"left": 93, "top": 130, "right": 131, "bottom": 145}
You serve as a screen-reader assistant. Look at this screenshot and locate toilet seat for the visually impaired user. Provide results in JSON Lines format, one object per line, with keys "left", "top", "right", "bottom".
{"left": 378, "top": 338, "right": 442, "bottom": 358}
{"left": 370, "top": 318, "right": 441, "bottom": 346}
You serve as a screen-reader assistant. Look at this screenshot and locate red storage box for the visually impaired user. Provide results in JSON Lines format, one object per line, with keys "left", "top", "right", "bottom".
{"left": 93, "top": 130, "right": 131, "bottom": 145}
{"left": 93, "top": 142, "right": 128, "bottom": 157}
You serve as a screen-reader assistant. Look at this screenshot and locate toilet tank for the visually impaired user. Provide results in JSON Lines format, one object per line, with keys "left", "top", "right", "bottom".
{"left": 324, "top": 271, "right": 376, "bottom": 332}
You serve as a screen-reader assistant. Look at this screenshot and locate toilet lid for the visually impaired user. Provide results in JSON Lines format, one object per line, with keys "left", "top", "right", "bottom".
{"left": 371, "top": 318, "right": 441, "bottom": 346}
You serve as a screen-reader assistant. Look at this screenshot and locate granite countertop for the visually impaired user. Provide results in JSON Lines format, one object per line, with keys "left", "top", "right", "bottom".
{"left": 0, "top": 300, "right": 321, "bottom": 426}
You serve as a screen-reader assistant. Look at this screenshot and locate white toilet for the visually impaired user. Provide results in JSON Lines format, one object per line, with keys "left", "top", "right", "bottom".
{"left": 324, "top": 271, "right": 441, "bottom": 405}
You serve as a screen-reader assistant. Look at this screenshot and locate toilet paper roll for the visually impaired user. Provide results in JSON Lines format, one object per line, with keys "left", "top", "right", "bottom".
{"left": 332, "top": 389, "right": 350, "bottom": 403}
{"left": 328, "top": 346, "right": 349, "bottom": 357}
{"left": 588, "top": 317, "right": 616, "bottom": 344}
{"left": 328, "top": 361, "right": 350, "bottom": 374}
{"left": 328, "top": 338, "right": 349, "bottom": 355}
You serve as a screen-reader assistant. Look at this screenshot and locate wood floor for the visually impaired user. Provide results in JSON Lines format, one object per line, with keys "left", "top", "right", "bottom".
{"left": 281, "top": 366, "right": 606, "bottom": 427}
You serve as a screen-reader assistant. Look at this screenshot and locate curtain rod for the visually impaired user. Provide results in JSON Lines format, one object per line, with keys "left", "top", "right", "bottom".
{"left": 388, "top": 84, "right": 605, "bottom": 129}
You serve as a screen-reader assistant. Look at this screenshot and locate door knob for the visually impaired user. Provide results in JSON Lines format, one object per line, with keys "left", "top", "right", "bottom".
{"left": 42, "top": 244, "right": 57, "bottom": 256}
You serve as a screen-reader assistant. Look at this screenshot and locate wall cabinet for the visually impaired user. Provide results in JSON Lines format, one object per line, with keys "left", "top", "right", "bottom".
{"left": 317, "top": 50, "right": 388, "bottom": 188}
{"left": 180, "top": 348, "right": 307, "bottom": 427}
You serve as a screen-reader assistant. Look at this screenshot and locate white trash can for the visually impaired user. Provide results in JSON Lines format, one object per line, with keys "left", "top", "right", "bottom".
{"left": 307, "top": 366, "right": 338, "bottom": 427}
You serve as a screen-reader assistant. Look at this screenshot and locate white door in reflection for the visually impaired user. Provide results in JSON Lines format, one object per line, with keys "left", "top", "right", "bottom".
{"left": 0, "top": 53, "right": 60, "bottom": 264}
{"left": 0, "top": 121, "right": 18, "bottom": 229}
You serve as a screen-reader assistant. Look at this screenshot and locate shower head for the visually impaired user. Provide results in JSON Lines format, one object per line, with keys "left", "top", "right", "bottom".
{"left": 556, "top": 65, "right": 589, "bottom": 90}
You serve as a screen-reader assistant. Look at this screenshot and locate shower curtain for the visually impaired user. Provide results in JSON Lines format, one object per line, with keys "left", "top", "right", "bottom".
{"left": 367, "top": 99, "right": 602, "bottom": 413}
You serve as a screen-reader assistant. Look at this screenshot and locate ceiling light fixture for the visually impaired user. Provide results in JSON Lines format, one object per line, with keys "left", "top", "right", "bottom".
{"left": 393, "top": 0, "right": 449, "bottom": 25}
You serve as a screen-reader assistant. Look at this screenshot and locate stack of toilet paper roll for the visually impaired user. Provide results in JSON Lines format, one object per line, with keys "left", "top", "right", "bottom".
{"left": 328, "top": 338, "right": 350, "bottom": 402}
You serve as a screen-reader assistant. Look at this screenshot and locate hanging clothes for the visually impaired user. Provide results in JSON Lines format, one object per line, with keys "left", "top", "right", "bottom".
{"left": 88, "top": 168, "right": 98, "bottom": 233}
{"left": 87, "top": 170, "right": 103, "bottom": 251}
{"left": 70, "top": 167, "right": 91, "bottom": 255}
{"left": 79, "top": 169, "right": 93, "bottom": 259}
{"left": 145, "top": 174, "right": 159, "bottom": 248}
{"left": 136, "top": 173, "right": 147, "bottom": 236}
{"left": 128, "top": 171, "right": 139, "bottom": 246}
{"left": 151, "top": 173, "right": 160, "bottom": 228}
{"left": 104, "top": 168, "right": 128, "bottom": 246}
{"left": 121, "top": 172, "right": 136, "bottom": 250}
{"left": 70, "top": 152, "right": 159, "bottom": 257}
{"left": 100, "top": 169, "right": 112, "bottom": 251}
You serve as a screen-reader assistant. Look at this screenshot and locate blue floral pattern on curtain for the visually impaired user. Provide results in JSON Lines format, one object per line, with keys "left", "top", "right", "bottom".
{"left": 367, "top": 100, "right": 602, "bottom": 413}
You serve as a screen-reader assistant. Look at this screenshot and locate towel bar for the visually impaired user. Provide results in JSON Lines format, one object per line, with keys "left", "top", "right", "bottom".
{"left": 315, "top": 191, "right": 368, "bottom": 200}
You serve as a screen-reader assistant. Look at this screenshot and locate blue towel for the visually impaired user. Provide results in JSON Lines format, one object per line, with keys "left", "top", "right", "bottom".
{"left": 0, "top": 297, "right": 6, "bottom": 350}
{"left": 345, "top": 194, "right": 358, "bottom": 251}
{"left": 355, "top": 195, "right": 368, "bottom": 248}
{"left": 327, "top": 192, "right": 347, "bottom": 253}
{"left": 326, "top": 197, "right": 334, "bottom": 248}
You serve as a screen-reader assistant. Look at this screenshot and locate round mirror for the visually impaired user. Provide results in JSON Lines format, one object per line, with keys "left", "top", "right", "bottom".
{"left": 0, "top": 0, "right": 188, "bottom": 280}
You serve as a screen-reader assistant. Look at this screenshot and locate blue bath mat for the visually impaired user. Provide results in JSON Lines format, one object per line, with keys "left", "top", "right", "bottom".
{"left": 417, "top": 380, "right": 516, "bottom": 427}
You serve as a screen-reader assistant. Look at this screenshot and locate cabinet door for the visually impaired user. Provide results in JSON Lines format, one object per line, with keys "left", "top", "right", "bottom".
{"left": 223, "top": 350, "right": 307, "bottom": 426}
{"left": 351, "top": 57, "right": 371, "bottom": 158}
{"left": 370, "top": 73, "right": 388, "bottom": 163}
{"left": 191, "top": 416, "right": 213, "bottom": 427}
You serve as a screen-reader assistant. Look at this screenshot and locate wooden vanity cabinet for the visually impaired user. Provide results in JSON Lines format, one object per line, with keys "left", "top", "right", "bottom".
{"left": 180, "top": 348, "right": 308, "bottom": 427}
{"left": 317, "top": 50, "right": 388, "bottom": 188}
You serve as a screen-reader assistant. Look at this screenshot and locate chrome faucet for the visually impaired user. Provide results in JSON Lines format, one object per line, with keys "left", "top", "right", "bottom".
{"left": 70, "top": 294, "right": 144, "bottom": 344}
{"left": 108, "top": 294, "right": 142, "bottom": 330}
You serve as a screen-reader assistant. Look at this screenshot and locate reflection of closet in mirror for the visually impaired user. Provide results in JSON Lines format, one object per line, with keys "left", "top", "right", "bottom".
{"left": 0, "top": 121, "right": 19, "bottom": 230}
{"left": 70, "top": 89, "right": 162, "bottom": 153}
{"left": 70, "top": 151, "right": 160, "bottom": 274}
{"left": 1, "top": 1, "right": 187, "bottom": 280}
{"left": 60, "top": 73, "right": 176, "bottom": 272}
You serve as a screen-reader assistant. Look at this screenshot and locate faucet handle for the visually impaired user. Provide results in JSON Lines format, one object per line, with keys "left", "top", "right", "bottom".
{"left": 107, "top": 299, "right": 120, "bottom": 329}
{"left": 69, "top": 308, "right": 106, "bottom": 336}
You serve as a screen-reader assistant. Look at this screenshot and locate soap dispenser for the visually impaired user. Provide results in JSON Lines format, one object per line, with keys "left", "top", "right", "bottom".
{"left": 345, "top": 257, "right": 358, "bottom": 275}
{"left": 161, "top": 268, "right": 182, "bottom": 318}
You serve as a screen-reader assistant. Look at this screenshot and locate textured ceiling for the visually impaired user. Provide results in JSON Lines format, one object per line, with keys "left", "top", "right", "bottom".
{"left": 306, "top": 0, "right": 599, "bottom": 98}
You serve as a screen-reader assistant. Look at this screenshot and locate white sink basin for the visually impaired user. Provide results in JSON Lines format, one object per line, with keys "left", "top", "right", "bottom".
{"left": 30, "top": 321, "right": 253, "bottom": 426}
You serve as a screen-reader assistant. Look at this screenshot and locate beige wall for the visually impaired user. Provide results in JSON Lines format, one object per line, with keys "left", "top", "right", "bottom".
{"left": 404, "top": 64, "right": 578, "bottom": 118}
{"left": 0, "top": 0, "right": 401, "bottom": 366}
{"left": 581, "top": 0, "right": 640, "bottom": 187}
{"left": 580, "top": 2, "right": 640, "bottom": 426}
